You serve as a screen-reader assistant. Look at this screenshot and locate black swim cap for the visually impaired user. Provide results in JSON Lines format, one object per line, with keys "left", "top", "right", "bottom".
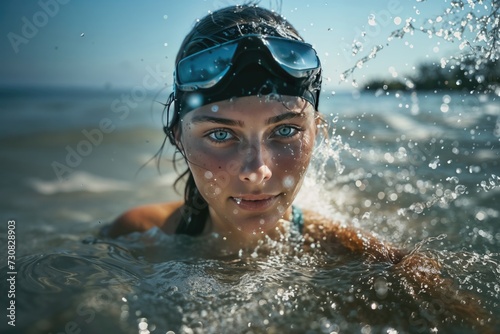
{"left": 174, "top": 25, "right": 322, "bottom": 116}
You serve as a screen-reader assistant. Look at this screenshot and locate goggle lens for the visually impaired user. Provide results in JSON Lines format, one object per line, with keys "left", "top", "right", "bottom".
{"left": 177, "top": 43, "right": 238, "bottom": 90}
{"left": 176, "top": 35, "right": 320, "bottom": 90}
{"left": 265, "top": 37, "right": 319, "bottom": 76}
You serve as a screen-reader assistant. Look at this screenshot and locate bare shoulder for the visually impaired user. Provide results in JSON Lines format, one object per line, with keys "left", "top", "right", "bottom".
{"left": 104, "top": 200, "right": 184, "bottom": 238}
{"left": 301, "top": 208, "right": 405, "bottom": 263}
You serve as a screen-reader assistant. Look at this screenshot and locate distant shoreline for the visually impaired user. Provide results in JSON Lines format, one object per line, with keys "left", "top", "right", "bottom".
{"left": 362, "top": 60, "right": 499, "bottom": 93}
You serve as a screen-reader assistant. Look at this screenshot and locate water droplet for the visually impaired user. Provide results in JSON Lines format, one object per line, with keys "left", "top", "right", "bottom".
{"left": 475, "top": 211, "right": 486, "bottom": 221}
{"left": 411, "top": 202, "right": 425, "bottom": 214}
{"left": 469, "top": 165, "right": 481, "bottom": 174}
{"left": 282, "top": 175, "right": 295, "bottom": 189}
{"left": 374, "top": 277, "right": 388, "bottom": 298}
{"left": 187, "top": 93, "right": 203, "bottom": 109}
{"left": 440, "top": 104, "right": 449, "bottom": 113}
{"left": 455, "top": 185, "right": 466, "bottom": 194}
{"left": 368, "top": 14, "right": 377, "bottom": 26}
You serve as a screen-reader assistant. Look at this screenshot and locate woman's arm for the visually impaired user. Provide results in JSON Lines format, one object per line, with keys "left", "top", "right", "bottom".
{"left": 394, "top": 250, "right": 496, "bottom": 332}
{"left": 103, "top": 201, "right": 184, "bottom": 238}
{"left": 302, "top": 209, "right": 495, "bottom": 332}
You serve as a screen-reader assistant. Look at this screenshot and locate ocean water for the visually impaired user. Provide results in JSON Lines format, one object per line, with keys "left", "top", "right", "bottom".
{"left": 0, "top": 87, "right": 499, "bottom": 333}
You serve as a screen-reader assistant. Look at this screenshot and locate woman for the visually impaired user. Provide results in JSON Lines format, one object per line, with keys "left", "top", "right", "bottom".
{"left": 106, "top": 5, "right": 492, "bottom": 330}
{"left": 106, "top": 4, "right": 400, "bottom": 259}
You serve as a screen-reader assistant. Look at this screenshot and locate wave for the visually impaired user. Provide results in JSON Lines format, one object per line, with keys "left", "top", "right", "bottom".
{"left": 27, "top": 171, "right": 131, "bottom": 195}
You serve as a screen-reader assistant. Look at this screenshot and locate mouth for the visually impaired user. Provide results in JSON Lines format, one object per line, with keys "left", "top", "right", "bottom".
{"left": 231, "top": 194, "right": 279, "bottom": 211}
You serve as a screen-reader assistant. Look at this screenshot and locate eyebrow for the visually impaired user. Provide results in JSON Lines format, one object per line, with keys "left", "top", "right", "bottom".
{"left": 190, "top": 111, "right": 304, "bottom": 127}
{"left": 190, "top": 115, "right": 243, "bottom": 127}
{"left": 266, "top": 111, "right": 305, "bottom": 125}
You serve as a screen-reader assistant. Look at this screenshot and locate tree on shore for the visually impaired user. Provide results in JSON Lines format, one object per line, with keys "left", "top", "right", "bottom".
{"left": 364, "top": 58, "right": 499, "bottom": 92}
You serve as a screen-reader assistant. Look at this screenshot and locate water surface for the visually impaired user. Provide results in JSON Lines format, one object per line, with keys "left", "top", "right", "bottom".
{"left": 1, "top": 88, "right": 499, "bottom": 333}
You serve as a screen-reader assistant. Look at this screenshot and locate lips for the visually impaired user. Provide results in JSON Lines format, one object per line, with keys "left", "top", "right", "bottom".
{"left": 231, "top": 194, "right": 279, "bottom": 211}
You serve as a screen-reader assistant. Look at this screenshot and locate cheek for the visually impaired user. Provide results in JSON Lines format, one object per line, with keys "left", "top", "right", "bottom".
{"left": 190, "top": 163, "right": 227, "bottom": 201}
{"left": 185, "top": 145, "right": 234, "bottom": 173}
{"left": 276, "top": 132, "right": 314, "bottom": 166}
{"left": 184, "top": 146, "right": 238, "bottom": 200}
{"left": 273, "top": 134, "right": 315, "bottom": 186}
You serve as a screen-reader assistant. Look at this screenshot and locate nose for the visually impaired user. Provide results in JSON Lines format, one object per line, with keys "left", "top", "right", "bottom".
{"left": 238, "top": 143, "right": 272, "bottom": 184}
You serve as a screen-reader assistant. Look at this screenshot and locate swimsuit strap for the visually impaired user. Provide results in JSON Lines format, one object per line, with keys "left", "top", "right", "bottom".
{"left": 177, "top": 204, "right": 305, "bottom": 236}
{"left": 291, "top": 205, "right": 304, "bottom": 233}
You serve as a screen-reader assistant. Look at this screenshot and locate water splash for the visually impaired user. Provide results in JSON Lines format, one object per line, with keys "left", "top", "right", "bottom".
{"left": 408, "top": 233, "right": 448, "bottom": 256}
{"left": 479, "top": 174, "right": 500, "bottom": 192}
{"left": 342, "top": 0, "right": 499, "bottom": 92}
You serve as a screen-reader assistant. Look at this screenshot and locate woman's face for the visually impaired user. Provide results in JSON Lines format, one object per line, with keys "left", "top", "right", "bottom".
{"left": 178, "top": 95, "right": 317, "bottom": 238}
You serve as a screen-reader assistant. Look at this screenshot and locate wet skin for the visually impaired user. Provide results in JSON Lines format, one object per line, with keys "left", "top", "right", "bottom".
{"left": 176, "top": 95, "right": 318, "bottom": 246}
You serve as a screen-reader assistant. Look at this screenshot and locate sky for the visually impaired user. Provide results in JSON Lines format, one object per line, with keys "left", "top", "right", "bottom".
{"left": 0, "top": 0, "right": 466, "bottom": 92}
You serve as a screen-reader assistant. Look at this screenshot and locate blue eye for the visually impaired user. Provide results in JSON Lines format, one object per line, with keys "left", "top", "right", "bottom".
{"left": 208, "top": 130, "right": 233, "bottom": 142}
{"left": 275, "top": 126, "right": 297, "bottom": 137}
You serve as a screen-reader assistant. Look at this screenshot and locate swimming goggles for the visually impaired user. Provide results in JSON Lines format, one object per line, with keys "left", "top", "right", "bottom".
{"left": 175, "top": 34, "right": 321, "bottom": 92}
